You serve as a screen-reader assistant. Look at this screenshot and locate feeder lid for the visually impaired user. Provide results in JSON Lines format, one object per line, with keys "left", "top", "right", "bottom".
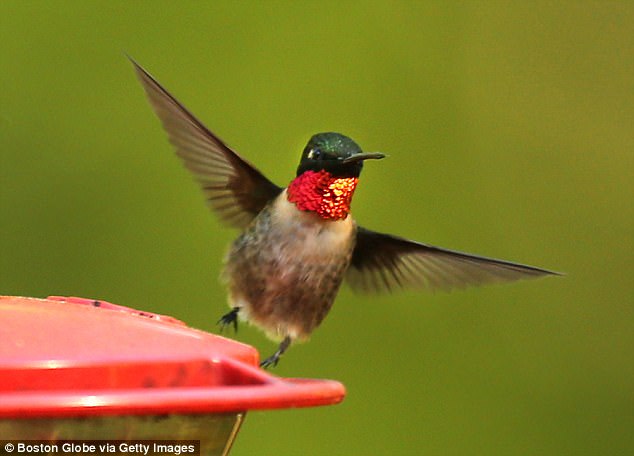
{"left": 0, "top": 296, "right": 345, "bottom": 417}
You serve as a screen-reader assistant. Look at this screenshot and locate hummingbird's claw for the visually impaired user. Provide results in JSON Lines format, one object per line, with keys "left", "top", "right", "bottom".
{"left": 217, "top": 307, "right": 240, "bottom": 333}
{"left": 259, "top": 353, "right": 280, "bottom": 369}
{"left": 259, "top": 336, "right": 292, "bottom": 369}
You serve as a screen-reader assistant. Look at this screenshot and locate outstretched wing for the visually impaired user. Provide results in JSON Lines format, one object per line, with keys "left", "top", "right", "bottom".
{"left": 130, "top": 58, "right": 282, "bottom": 228}
{"left": 347, "top": 227, "right": 560, "bottom": 293}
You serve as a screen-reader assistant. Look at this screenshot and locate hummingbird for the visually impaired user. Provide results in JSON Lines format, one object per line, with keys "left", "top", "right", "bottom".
{"left": 130, "top": 59, "right": 559, "bottom": 368}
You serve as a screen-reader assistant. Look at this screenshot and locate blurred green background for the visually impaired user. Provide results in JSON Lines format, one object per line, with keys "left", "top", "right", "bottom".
{"left": 1, "top": 1, "right": 632, "bottom": 454}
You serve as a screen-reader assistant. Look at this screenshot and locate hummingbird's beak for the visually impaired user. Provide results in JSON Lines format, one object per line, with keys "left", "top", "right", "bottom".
{"left": 342, "top": 152, "right": 386, "bottom": 164}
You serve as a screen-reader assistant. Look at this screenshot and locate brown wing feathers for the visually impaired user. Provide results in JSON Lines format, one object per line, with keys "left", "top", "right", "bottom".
{"left": 130, "top": 58, "right": 281, "bottom": 229}
{"left": 347, "top": 227, "right": 559, "bottom": 293}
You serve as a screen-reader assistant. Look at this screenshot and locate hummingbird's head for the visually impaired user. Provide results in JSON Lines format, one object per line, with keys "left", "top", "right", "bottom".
{"left": 288, "top": 133, "right": 385, "bottom": 221}
{"left": 296, "top": 132, "right": 385, "bottom": 178}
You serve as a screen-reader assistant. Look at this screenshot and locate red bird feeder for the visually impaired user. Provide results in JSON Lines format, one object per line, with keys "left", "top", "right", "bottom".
{"left": 0, "top": 296, "right": 345, "bottom": 455}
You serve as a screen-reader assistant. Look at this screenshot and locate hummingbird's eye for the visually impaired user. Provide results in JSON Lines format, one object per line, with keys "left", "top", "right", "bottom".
{"left": 308, "top": 148, "right": 322, "bottom": 160}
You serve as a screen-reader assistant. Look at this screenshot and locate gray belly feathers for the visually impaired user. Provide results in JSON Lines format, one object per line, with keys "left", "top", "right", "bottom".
{"left": 224, "top": 193, "right": 355, "bottom": 340}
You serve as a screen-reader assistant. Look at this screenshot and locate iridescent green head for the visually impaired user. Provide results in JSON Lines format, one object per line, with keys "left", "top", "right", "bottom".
{"left": 296, "top": 132, "right": 385, "bottom": 177}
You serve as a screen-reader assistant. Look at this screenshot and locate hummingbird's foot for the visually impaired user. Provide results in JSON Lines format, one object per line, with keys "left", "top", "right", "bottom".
{"left": 259, "top": 336, "right": 291, "bottom": 369}
{"left": 217, "top": 307, "right": 240, "bottom": 333}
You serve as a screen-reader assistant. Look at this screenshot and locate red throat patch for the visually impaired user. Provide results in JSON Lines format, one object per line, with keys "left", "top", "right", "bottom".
{"left": 287, "top": 170, "right": 359, "bottom": 221}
